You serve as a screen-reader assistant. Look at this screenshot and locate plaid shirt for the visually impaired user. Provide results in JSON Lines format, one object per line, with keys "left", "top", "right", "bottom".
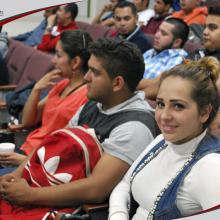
{"left": 143, "top": 49, "right": 188, "bottom": 79}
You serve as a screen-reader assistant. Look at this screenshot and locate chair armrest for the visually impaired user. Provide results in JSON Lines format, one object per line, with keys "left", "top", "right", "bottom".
{"left": 0, "top": 85, "right": 17, "bottom": 102}
{"left": 8, "top": 124, "right": 26, "bottom": 131}
{"left": 0, "top": 84, "right": 17, "bottom": 91}
{"left": 83, "top": 203, "right": 109, "bottom": 220}
{"left": 0, "top": 100, "right": 6, "bottom": 109}
{"left": 83, "top": 203, "right": 109, "bottom": 213}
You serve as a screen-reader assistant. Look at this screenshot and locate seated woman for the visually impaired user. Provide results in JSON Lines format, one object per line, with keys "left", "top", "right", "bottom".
{"left": 109, "top": 56, "right": 220, "bottom": 220}
{"left": 0, "top": 30, "right": 92, "bottom": 172}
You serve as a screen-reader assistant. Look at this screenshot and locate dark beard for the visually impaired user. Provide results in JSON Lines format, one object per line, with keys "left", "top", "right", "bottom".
{"left": 154, "top": 39, "right": 176, "bottom": 53}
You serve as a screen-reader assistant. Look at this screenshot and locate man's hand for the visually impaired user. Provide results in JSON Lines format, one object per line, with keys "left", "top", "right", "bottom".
{"left": 0, "top": 152, "right": 26, "bottom": 166}
{"left": 1, "top": 178, "right": 33, "bottom": 205}
{"left": 103, "top": 3, "right": 114, "bottom": 12}
{"left": 0, "top": 173, "right": 18, "bottom": 185}
{"left": 0, "top": 172, "right": 20, "bottom": 199}
{"left": 47, "top": 14, "right": 57, "bottom": 27}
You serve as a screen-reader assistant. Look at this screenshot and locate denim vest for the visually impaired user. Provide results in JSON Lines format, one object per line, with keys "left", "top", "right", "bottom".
{"left": 131, "top": 133, "right": 220, "bottom": 220}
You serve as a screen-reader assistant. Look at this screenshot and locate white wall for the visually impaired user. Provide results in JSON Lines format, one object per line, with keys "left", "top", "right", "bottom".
{"left": 3, "top": 0, "right": 154, "bottom": 36}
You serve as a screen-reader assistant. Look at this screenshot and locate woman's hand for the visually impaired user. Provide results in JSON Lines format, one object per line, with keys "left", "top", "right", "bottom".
{"left": 33, "top": 69, "right": 62, "bottom": 92}
{"left": 0, "top": 152, "right": 26, "bottom": 166}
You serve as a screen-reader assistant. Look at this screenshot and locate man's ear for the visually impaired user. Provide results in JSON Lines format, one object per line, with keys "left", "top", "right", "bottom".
{"left": 200, "top": 104, "right": 212, "bottom": 124}
{"left": 112, "top": 75, "right": 125, "bottom": 92}
{"left": 172, "top": 38, "right": 182, "bottom": 49}
{"left": 165, "top": 4, "right": 171, "bottom": 12}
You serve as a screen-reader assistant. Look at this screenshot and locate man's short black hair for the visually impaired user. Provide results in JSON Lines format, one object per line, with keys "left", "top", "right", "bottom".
{"left": 165, "top": 17, "right": 189, "bottom": 47}
{"left": 114, "top": 1, "right": 137, "bottom": 16}
{"left": 64, "top": 2, "right": 78, "bottom": 20}
{"left": 163, "top": 0, "right": 174, "bottom": 6}
{"left": 208, "top": 6, "right": 220, "bottom": 16}
{"left": 88, "top": 38, "right": 145, "bottom": 93}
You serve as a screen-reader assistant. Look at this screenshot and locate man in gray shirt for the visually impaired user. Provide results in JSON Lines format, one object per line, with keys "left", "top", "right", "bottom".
{"left": 0, "top": 38, "right": 158, "bottom": 211}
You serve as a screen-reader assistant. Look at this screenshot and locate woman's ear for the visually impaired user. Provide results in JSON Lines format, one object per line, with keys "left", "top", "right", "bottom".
{"left": 200, "top": 104, "right": 212, "bottom": 124}
{"left": 71, "top": 56, "right": 81, "bottom": 71}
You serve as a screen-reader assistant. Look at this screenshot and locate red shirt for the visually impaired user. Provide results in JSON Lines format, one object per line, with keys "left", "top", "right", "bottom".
{"left": 37, "top": 21, "right": 78, "bottom": 52}
{"left": 21, "top": 79, "right": 88, "bottom": 155}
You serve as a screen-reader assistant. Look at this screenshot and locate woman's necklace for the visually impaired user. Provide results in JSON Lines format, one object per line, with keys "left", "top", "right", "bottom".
{"left": 60, "top": 81, "right": 85, "bottom": 98}
{"left": 146, "top": 151, "right": 195, "bottom": 220}
{"left": 130, "top": 140, "right": 196, "bottom": 220}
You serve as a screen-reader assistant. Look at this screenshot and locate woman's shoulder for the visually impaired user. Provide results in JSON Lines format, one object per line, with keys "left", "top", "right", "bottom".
{"left": 55, "top": 79, "right": 70, "bottom": 89}
{"left": 194, "top": 153, "right": 220, "bottom": 170}
{"left": 185, "top": 152, "right": 220, "bottom": 185}
{"left": 133, "top": 134, "right": 164, "bottom": 162}
{"left": 48, "top": 79, "right": 69, "bottom": 96}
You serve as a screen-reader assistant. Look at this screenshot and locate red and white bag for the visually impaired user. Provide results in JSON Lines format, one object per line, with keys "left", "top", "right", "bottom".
{"left": 0, "top": 126, "right": 102, "bottom": 220}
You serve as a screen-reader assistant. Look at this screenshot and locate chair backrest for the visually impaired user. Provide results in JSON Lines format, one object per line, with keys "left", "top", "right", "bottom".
{"left": 6, "top": 42, "right": 35, "bottom": 84}
{"left": 76, "top": 21, "right": 90, "bottom": 31}
{"left": 76, "top": 21, "right": 113, "bottom": 41}
{"left": 183, "top": 40, "right": 203, "bottom": 55}
{"left": 144, "top": 34, "right": 154, "bottom": 47}
{"left": 85, "top": 23, "right": 112, "bottom": 40}
{"left": 4, "top": 39, "right": 21, "bottom": 64}
{"left": 144, "top": 33, "right": 203, "bottom": 55}
{"left": 16, "top": 49, "right": 53, "bottom": 91}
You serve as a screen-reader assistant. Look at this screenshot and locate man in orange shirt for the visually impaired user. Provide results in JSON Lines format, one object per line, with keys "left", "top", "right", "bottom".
{"left": 172, "top": 0, "right": 207, "bottom": 25}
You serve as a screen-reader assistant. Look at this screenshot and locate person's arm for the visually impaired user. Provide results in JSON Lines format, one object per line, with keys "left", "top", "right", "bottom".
{"left": 13, "top": 31, "right": 33, "bottom": 41}
{"left": 37, "top": 34, "right": 59, "bottom": 52}
{"left": 0, "top": 152, "right": 26, "bottom": 166}
{"left": 1, "top": 153, "right": 129, "bottom": 206}
{"left": 0, "top": 149, "right": 35, "bottom": 183}
{"left": 37, "top": 14, "right": 57, "bottom": 52}
{"left": 109, "top": 133, "right": 160, "bottom": 220}
{"left": 100, "top": 17, "right": 115, "bottom": 27}
{"left": 0, "top": 150, "right": 36, "bottom": 197}
{"left": 108, "top": 167, "right": 133, "bottom": 220}
{"left": 2, "top": 117, "right": 154, "bottom": 206}
{"left": 22, "top": 69, "right": 61, "bottom": 128}
{"left": 13, "top": 19, "right": 45, "bottom": 42}
{"left": 180, "top": 154, "right": 220, "bottom": 211}
{"left": 91, "top": 4, "right": 112, "bottom": 25}
{"left": 137, "top": 76, "right": 161, "bottom": 100}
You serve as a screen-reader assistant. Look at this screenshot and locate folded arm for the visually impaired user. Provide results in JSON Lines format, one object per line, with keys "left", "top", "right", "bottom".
{"left": 1, "top": 153, "right": 129, "bottom": 207}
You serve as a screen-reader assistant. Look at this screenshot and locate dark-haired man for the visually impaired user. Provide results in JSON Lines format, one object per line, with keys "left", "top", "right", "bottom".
{"left": 37, "top": 3, "right": 78, "bottom": 52}
{"left": 112, "top": 1, "right": 151, "bottom": 53}
{"left": 133, "top": 0, "right": 155, "bottom": 26}
{"left": 194, "top": 6, "right": 220, "bottom": 60}
{"left": 143, "top": 17, "right": 189, "bottom": 79}
{"left": 142, "top": 0, "right": 173, "bottom": 35}
{"left": 13, "top": 7, "right": 58, "bottom": 47}
{"left": 0, "top": 38, "right": 157, "bottom": 213}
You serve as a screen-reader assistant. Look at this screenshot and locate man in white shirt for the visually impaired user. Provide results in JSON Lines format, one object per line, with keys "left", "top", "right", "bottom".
{"left": 133, "top": 0, "right": 155, "bottom": 26}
